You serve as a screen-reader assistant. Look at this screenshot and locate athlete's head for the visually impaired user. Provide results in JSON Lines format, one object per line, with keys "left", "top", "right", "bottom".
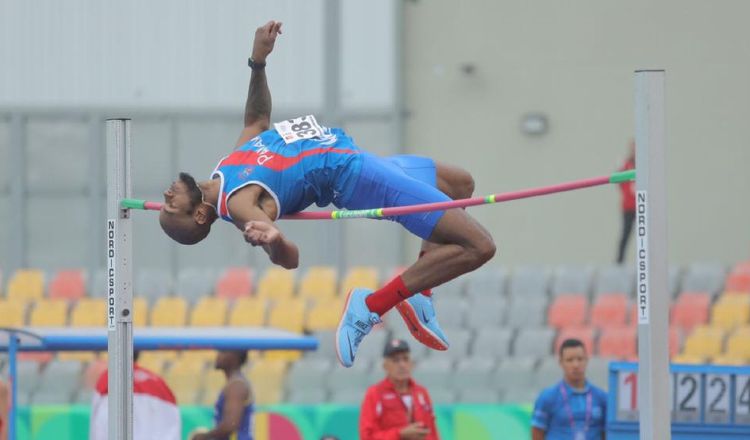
{"left": 558, "top": 338, "right": 588, "bottom": 384}
{"left": 159, "top": 172, "right": 216, "bottom": 245}
{"left": 215, "top": 350, "right": 248, "bottom": 370}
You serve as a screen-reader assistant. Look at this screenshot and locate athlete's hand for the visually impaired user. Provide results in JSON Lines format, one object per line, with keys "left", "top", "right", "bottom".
{"left": 252, "top": 20, "right": 282, "bottom": 63}
{"left": 243, "top": 220, "right": 281, "bottom": 247}
{"left": 399, "top": 423, "right": 430, "bottom": 440}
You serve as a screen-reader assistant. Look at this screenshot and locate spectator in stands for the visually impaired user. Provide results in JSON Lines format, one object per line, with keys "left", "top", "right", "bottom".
{"left": 0, "top": 378, "right": 8, "bottom": 440}
{"left": 616, "top": 140, "right": 636, "bottom": 264}
{"left": 360, "top": 339, "right": 439, "bottom": 440}
{"left": 531, "top": 339, "right": 608, "bottom": 440}
{"left": 90, "top": 351, "right": 180, "bottom": 440}
{"left": 191, "top": 351, "right": 253, "bottom": 440}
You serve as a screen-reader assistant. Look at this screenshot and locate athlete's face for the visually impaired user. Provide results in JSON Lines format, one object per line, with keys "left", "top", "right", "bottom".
{"left": 383, "top": 351, "right": 413, "bottom": 383}
{"left": 559, "top": 346, "right": 588, "bottom": 384}
{"left": 159, "top": 172, "right": 211, "bottom": 245}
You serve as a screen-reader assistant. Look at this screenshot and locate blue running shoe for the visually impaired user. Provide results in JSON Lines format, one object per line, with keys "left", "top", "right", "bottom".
{"left": 395, "top": 293, "right": 449, "bottom": 351}
{"left": 336, "top": 288, "right": 382, "bottom": 367}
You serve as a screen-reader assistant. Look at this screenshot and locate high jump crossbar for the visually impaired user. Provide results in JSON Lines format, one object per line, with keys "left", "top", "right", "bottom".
{"left": 121, "top": 169, "right": 635, "bottom": 220}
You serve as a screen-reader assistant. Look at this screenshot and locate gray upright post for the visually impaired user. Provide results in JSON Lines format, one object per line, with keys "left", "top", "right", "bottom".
{"left": 106, "top": 119, "right": 134, "bottom": 440}
{"left": 635, "top": 70, "right": 670, "bottom": 440}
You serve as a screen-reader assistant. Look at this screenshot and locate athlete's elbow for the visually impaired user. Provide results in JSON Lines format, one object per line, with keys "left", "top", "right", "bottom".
{"left": 272, "top": 255, "right": 298, "bottom": 270}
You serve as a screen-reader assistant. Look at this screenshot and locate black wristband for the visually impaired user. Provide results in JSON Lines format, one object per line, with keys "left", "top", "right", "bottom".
{"left": 248, "top": 57, "right": 266, "bottom": 70}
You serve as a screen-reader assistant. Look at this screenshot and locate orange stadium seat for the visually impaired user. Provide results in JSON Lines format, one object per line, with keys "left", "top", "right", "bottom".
{"left": 215, "top": 267, "right": 254, "bottom": 299}
{"left": 48, "top": 270, "right": 86, "bottom": 300}
{"left": 682, "top": 325, "right": 725, "bottom": 360}
{"left": 590, "top": 293, "right": 628, "bottom": 329}
{"left": 299, "top": 267, "right": 337, "bottom": 303}
{"left": 58, "top": 351, "right": 99, "bottom": 362}
{"left": 555, "top": 327, "right": 595, "bottom": 355}
{"left": 598, "top": 327, "right": 637, "bottom": 359}
{"left": 710, "top": 295, "right": 750, "bottom": 330}
{"left": 150, "top": 297, "right": 188, "bottom": 327}
{"left": 189, "top": 296, "right": 228, "bottom": 327}
{"left": 6, "top": 269, "right": 45, "bottom": 303}
{"left": 29, "top": 299, "right": 68, "bottom": 327}
{"left": 0, "top": 299, "right": 26, "bottom": 327}
{"left": 725, "top": 272, "right": 750, "bottom": 293}
{"left": 670, "top": 292, "right": 710, "bottom": 331}
{"left": 132, "top": 297, "right": 149, "bottom": 327}
{"left": 70, "top": 298, "right": 106, "bottom": 327}
{"left": 306, "top": 299, "right": 344, "bottom": 331}
{"left": 339, "top": 267, "right": 379, "bottom": 297}
{"left": 255, "top": 268, "right": 295, "bottom": 300}
{"left": 547, "top": 294, "right": 588, "bottom": 329}
{"left": 228, "top": 297, "right": 267, "bottom": 327}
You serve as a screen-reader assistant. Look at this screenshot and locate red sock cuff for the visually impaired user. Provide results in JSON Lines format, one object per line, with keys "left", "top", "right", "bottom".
{"left": 365, "top": 275, "right": 413, "bottom": 316}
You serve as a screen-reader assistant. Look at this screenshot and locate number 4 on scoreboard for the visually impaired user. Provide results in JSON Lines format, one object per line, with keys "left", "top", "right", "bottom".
{"left": 736, "top": 375, "right": 750, "bottom": 424}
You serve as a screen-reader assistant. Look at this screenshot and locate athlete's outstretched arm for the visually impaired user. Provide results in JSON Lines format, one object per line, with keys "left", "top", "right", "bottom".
{"left": 231, "top": 204, "right": 299, "bottom": 269}
{"left": 236, "top": 20, "right": 283, "bottom": 147}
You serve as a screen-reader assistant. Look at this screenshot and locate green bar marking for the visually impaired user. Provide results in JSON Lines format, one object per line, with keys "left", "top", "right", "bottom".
{"left": 609, "top": 169, "right": 636, "bottom": 184}
{"left": 120, "top": 198, "right": 146, "bottom": 210}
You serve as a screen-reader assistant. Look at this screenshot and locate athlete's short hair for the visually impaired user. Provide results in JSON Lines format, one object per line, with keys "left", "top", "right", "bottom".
{"left": 558, "top": 338, "right": 586, "bottom": 357}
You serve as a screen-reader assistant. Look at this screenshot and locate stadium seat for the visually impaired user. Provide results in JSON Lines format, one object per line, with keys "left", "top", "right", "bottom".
{"left": 465, "top": 266, "right": 508, "bottom": 299}
{"left": 712, "top": 355, "right": 747, "bottom": 366}
{"left": 466, "top": 296, "right": 507, "bottom": 330}
{"left": 547, "top": 294, "right": 588, "bottom": 329}
{"left": 509, "top": 265, "right": 550, "bottom": 297}
{"left": 287, "top": 358, "right": 333, "bottom": 392}
{"left": 493, "top": 357, "right": 537, "bottom": 392}
{"left": 598, "top": 327, "right": 637, "bottom": 359}
{"left": 412, "top": 357, "right": 453, "bottom": 391}
{"left": 215, "top": 267, "right": 254, "bottom": 299}
{"left": 590, "top": 293, "right": 629, "bottom": 329}
{"left": 255, "top": 268, "right": 295, "bottom": 300}
{"left": 165, "top": 359, "right": 205, "bottom": 404}
{"left": 48, "top": 269, "right": 86, "bottom": 300}
{"left": 555, "top": 327, "right": 595, "bottom": 355}
{"left": 307, "top": 330, "right": 336, "bottom": 359}
{"left": 200, "top": 369, "right": 226, "bottom": 405}
{"left": 433, "top": 297, "right": 467, "bottom": 328}
{"left": 33, "top": 360, "right": 83, "bottom": 404}
{"left": 352, "top": 329, "right": 388, "bottom": 361}
{"left": 29, "top": 299, "right": 68, "bottom": 327}
{"left": 535, "top": 356, "right": 563, "bottom": 388}
{"left": 453, "top": 357, "right": 495, "bottom": 390}
{"left": 150, "top": 296, "right": 188, "bottom": 327}
{"left": 268, "top": 298, "right": 306, "bottom": 332}
{"left": 724, "top": 326, "right": 750, "bottom": 361}
{"left": 176, "top": 267, "right": 217, "bottom": 304}
{"left": 593, "top": 265, "right": 634, "bottom": 297}
{"left": 710, "top": 295, "right": 750, "bottom": 330}
{"left": 189, "top": 296, "right": 228, "bottom": 327}
{"left": 247, "top": 359, "right": 287, "bottom": 404}
{"left": 180, "top": 350, "right": 216, "bottom": 367}
{"left": 134, "top": 269, "right": 173, "bottom": 302}
{"left": 339, "top": 266, "right": 379, "bottom": 297}
{"left": 133, "top": 297, "right": 148, "bottom": 327}
{"left": 425, "top": 328, "right": 471, "bottom": 360}
{"left": 70, "top": 298, "right": 106, "bottom": 327}
{"left": 328, "top": 360, "right": 374, "bottom": 394}
{"left": 670, "top": 292, "right": 711, "bottom": 331}
{"left": 682, "top": 325, "right": 725, "bottom": 359}
{"left": 137, "top": 352, "right": 170, "bottom": 375}
{"left": 436, "top": 276, "right": 465, "bottom": 297}
{"left": 228, "top": 297, "right": 267, "bottom": 327}
{"left": 682, "top": 262, "right": 726, "bottom": 296}
{"left": 83, "top": 359, "right": 108, "bottom": 389}
{"left": 725, "top": 272, "right": 750, "bottom": 293}
{"left": 671, "top": 353, "right": 705, "bottom": 364}
{"left": 472, "top": 328, "right": 514, "bottom": 360}
{"left": 6, "top": 269, "right": 45, "bottom": 303}
{"left": 299, "top": 266, "right": 337, "bottom": 302}
{"left": 514, "top": 327, "right": 555, "bottom": 358}
{"left": 507, "top": 297, "right": 548, "bottom": 328}
{"left": 551, "top": 265, "right": 594, "bottom": 298}
{"left": 305, "top": 299, "right": 344, "bottom": 331}
{"left": 0, "top": 298, "right": 26, "bottom": 327}
{"left": 587, "top": 357, "right": 611, "bottom": 391}
{"left": 58, "top": 351, "right": 99, "bottom": 362}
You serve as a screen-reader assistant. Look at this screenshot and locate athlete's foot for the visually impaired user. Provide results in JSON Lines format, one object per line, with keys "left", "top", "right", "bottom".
{"left": 395, "top": 293, "right": 449, "bottom": 351}
{"left": 335, "top": 288, "right": 382, "bottom": 367}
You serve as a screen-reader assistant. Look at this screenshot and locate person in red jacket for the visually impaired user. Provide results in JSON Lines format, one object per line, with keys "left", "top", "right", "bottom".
{"left": 360, "top": 339, "right": 439, "bottom": 440}
{"left": 616, "top": 140, "right": 636, "bottom": 264}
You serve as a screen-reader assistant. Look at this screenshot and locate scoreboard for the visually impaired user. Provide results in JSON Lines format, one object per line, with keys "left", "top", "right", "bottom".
{"left": 608, "top": 362, "right": 750, "bottom": 439}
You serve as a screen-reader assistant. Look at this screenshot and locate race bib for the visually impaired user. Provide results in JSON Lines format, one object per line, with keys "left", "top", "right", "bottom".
{"left": 274, "top": 115, "right": 324, "bottom": 144}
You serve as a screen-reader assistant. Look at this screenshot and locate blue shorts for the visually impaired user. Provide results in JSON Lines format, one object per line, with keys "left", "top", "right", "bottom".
{"left": 344, "top": 154, "right": 450, "bottom": 240}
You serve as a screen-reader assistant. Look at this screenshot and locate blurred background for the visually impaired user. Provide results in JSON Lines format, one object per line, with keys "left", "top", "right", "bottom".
{"left": 1, "top": 1, "right": 749, "bottom": 439}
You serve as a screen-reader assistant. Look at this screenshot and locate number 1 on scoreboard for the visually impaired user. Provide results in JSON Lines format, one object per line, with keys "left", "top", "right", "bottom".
{"left": 617, "top": 371, "right": 639, "bottom": 421}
